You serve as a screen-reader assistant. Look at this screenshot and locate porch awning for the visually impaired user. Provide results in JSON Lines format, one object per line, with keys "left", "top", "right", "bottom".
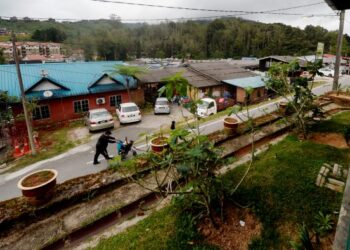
{"left": 223, "top": 76, "right": 266, "bottom": 89}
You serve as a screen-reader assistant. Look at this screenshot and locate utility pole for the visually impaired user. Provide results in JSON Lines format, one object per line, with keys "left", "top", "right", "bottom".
{"left": 11, "top": 32, "right": 36, "bottom": 155}
{"left": 333, "top": 10, "right": 346, "bottom": 91}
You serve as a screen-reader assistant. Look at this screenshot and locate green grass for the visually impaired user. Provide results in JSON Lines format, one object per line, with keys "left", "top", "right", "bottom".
{"left": 92, "top": 206, "right": 177, "bottom": 250}
{"left": 310, "top": 111, "right": 350, "bottom": 134}
{"left": 6, "top": 123, "right": 89, "bottom": 173}
{"left": 222, "top": 135, "right": 350, "bottom": 248}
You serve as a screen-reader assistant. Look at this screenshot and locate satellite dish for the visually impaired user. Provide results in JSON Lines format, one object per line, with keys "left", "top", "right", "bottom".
{"left": 43, "top": 90, "right": 53, "bottom": 98}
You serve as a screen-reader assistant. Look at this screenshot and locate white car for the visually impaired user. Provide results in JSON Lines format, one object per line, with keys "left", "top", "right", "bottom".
{"left": 85, "top": 108, "right": 114, "bottom": 132}
{"left": 154, "top": 97, "right": 170, "bottom": 114}
{"left": 116, "top": 102, "right": 142, "bottom": 124}
{"left": 319, "top": 68, "right": 335, "bottom": 77}
{"left": 196, "top": 98, "right": 217, "bottom": 118}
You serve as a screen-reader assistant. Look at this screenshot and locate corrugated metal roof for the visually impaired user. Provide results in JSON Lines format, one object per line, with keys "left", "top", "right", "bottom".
{"left": 139, "top": 67, "right": 219, "bottom": 88}
{"left": 223, "top": 76, "right": 266, "bottom": 89}
{"left": 0, "top": 61, "right": 136, "bottom": 100}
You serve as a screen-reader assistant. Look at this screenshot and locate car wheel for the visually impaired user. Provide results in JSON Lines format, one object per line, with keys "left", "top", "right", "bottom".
{"left": 329, "top": 74, "right": 332, "bottom": 77}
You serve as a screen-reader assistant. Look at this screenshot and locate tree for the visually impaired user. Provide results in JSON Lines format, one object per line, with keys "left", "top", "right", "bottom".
{"left": 32, "top": 28, "right": 67, "bottom": 42}
{"left": 107, "top": 65, "right": 147, "bottom": 102}
{"left": 266, "top": 61, "right": 318, "bottom": 138}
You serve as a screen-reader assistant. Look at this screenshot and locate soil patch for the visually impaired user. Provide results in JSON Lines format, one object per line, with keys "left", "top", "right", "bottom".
{"left": 21, "top": 171, "right": 54, "bottom": 187}
{"left": 151, "top": 137, "right": 168, "bottom": 145}
{"left": 309, "top": 132, "right": 349, "bottom": 149}
{"left": 198, "top": 206, "right": 261, "bottom": 250}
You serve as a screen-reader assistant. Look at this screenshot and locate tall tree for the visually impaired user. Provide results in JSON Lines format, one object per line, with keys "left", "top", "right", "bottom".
{"left": 107, "top": 65, "right": 147, "bottom": 101}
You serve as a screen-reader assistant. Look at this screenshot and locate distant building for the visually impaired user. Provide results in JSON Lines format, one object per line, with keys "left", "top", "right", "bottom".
{"left": 0, "top": 28, "right": 8, "bottom": 35}
{"left": 0, "top": 42, "right": 65, "bottom": 63}
{"left": 259, "top": 56, "right": 307, "bottom": 71}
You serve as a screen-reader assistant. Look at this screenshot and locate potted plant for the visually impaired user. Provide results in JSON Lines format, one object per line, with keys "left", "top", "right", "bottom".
{"left": 278, "top": 101, "right": 289, "bottom": 115}
{"left": 224, "top": 105, "right": 241, "bottom": 135}
{"left": 223, "top": 117, "right": 239, "bottom": 134}
{"left": 17, "top": 169, "right": 58, "bottom": 206}
{"left": 150, "top": 136, "right": 169, "bottom": 153}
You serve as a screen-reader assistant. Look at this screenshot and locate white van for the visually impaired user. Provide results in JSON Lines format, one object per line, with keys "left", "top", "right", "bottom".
{"left": 196, "top": 98, "right": 217, "bottom": 118}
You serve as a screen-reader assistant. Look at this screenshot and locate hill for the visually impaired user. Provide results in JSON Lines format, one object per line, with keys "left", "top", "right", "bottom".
{"left": 0, "top": 17, "right": 349, "bottom": 60}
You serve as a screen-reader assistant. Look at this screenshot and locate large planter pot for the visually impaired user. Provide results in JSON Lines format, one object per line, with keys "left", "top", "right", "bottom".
{"left": 278, "top": 102, "right": 288, "bottom": 115}
{"left": 223, "top": 117, "right": 239, "bottom": 135}
{"left": 17, "top": 169, "right": 58, "bottom": 206}
{"left": 150, "top": 136, "right": 169, "bottom": 153}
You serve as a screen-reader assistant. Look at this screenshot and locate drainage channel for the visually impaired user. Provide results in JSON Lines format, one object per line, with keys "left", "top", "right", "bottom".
{"left": 43, "top": 192, "right": 161, "bottom": 250}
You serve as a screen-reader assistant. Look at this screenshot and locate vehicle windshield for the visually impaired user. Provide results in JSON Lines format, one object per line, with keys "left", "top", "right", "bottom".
{"left": 122, "top": 106, "right": 139, "bottom": 112}
{"left": 156, "top": 100, "right": 168, "bottom": 105}
{"left": 91, "top": 111, "right": 109, "bottom": 119}
{"left": 198, "top": 100, "right": 210, "bottom": 108}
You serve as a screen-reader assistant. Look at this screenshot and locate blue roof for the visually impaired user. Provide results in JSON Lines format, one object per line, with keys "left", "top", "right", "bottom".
{"left": 223, "top": 76, "right": 266, "bottom": 89}
{"left": 0, "top": 61, "right": 137, "bottom": 100}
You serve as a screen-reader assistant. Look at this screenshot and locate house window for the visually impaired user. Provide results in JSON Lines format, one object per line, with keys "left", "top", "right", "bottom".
{"left": 33, "top": 105, "right": 50, "bottom": 120}
{"left": 110, "top": 95, "right": 122, "bottom": 107}
{"left": 73, "top": 99, "right": 89, "bottom": 113}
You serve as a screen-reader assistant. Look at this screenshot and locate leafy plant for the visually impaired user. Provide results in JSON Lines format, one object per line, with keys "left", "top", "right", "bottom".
{"left": 290, "top": 224, "right": 314, "bottom": 250}
{"left": 266, "top": 61, "right": 318, "bottom": 139}
{"left": 314, "top": 211, "right": 334, "bottom": 237}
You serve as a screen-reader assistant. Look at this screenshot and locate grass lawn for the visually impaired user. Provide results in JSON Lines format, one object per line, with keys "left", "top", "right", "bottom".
{"left": 223, "top": 135, "right": 350, "bottom": 248}
{"left": 92, "top": 206, "right": 178, "bottom": 250}
{"left": 310, "top": 111, "right": 350, "bottom": 134}
{"left": 6, "top": 122, "right": 89, "bottom": 173}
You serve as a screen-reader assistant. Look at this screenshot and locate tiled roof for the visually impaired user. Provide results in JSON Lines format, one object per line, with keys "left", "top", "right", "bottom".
{"left": 0, "top": 61, "right": 136, "bottom": 100}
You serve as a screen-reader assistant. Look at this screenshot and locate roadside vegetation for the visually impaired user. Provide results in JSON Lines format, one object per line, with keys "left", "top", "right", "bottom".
{"left": 5, "top": 120, "right": 90, "bottom": 173}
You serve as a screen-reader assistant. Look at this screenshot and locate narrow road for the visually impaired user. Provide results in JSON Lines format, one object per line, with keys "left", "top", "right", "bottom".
{"left": 0, "top": 76, "right": 348, "bottom": 201}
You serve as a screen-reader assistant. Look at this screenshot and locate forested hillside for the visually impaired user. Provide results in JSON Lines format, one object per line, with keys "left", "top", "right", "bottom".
{"left": 1, "top": 17, "right": 349, "bottom": 60}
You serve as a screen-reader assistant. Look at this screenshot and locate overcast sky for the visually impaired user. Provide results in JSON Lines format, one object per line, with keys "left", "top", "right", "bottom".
{"left": 0, "top": 0, "right": 349, "bottom": 32}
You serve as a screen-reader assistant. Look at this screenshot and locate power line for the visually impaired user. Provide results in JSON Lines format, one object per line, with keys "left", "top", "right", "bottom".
{"left": 92, "top": 0, "right": 336, "bottom": 16}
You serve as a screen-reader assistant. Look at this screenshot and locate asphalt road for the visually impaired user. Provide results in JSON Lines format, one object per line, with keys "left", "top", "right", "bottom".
{"left": 0, "top": 76, "right": 348, "bottom": 201}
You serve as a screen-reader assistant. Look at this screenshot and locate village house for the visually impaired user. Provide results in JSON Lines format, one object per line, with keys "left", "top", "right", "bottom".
{"left": 0, "top": 61, "right": 144, "bottom": 127}
{"left": 259, "top": 55, "right": 307, "bottom": 71}
{"left": 140, "top": 61, "right": 266, "bottom": 104}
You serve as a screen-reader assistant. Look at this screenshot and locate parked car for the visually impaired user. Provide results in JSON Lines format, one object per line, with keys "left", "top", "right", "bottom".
{"left": 319, "top": 68, "right": 335, "bottom": 77}
{"left": 154, "top": 97, "right": 170, "bottom": 114}
{"left": 196, "top": 97, "right": 235, "bottom": 118}
{"left": 85, "top": 108, "right": 114, "bottom": 132}
{"left": 116, "top": 102, "right": 142, "bottom": 124}
{"left": 196, "top": 98, "right": 216, "bottom": 118}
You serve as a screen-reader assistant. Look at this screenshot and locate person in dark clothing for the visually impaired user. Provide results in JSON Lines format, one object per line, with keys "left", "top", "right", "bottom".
{"left": 171, "top": 120, "right": 176, "bottom": 130}
{"left": 93, "top": 130, "right": 116, "bottom": 165}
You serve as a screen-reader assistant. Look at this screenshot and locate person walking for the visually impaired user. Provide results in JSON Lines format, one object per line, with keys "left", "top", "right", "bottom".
{"left": 93, "top": 130, "right": 116, "bottom": 165}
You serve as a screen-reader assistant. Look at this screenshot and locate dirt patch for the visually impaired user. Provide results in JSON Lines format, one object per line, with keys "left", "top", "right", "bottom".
{"left": 68, "top": 127, "right": 89, "bottom": 141}
{"left": 309, "top": 132, "right": 349, "bottom": 149}
{"left": 198, "top": 206, "right": 261, "bottom": 250}
{"left": 21, "top": 171, "right": 54, "bottom": 187}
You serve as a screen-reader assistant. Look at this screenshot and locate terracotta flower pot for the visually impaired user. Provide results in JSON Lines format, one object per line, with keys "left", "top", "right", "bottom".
{"left": 17, "top": 169, "right": 58, "bottom": 206}
{"left": 150, "top": 136, "right": 169, "bottom": 153}
{"left": 223, "top": 117, "right": 239, "bottom": 135}
{"left": 278, "top": 102, "right": 288, "bottom": 115}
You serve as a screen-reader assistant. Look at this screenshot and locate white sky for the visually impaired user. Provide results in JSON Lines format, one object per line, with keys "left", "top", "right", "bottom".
{"left": 0, "top": 0, "right": 349, "bottom": 32}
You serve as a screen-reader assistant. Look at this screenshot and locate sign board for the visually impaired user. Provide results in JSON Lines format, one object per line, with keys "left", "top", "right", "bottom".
{"left": 316, "top": 42, "right": 324, "bottom": 60}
